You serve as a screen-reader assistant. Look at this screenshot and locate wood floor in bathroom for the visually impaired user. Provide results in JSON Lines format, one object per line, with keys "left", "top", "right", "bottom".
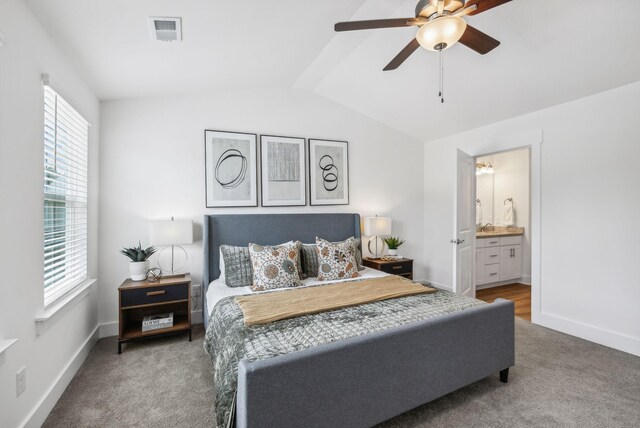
{"left": 476, "top": 284, "right": 531, "bottom": 320}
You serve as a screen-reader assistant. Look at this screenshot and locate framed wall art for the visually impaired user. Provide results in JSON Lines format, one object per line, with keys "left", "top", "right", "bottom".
{"left": 308, "top": 139, "right": 349, "bottom": 206}
{"left": 205, "top": 130, "right": 258, "bottom": 207}
{"left": 260, "top": 135, "right": 306, "bottom": 207}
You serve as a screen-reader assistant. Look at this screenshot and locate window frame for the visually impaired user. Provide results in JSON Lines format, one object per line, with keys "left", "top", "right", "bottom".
{"left": 42, "top": 84, "right": 90, "bottom": 308}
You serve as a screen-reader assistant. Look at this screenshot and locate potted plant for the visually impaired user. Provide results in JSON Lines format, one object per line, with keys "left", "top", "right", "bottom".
{"left": 383, "top": 236, "right": 405, "bottom": 257}
{"left": 120, "top": 242, "right": 156, "bottom": 281}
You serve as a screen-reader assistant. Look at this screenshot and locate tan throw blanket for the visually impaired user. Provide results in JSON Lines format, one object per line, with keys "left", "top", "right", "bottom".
{"left": 235, "top": 276, "right": 437, "bottom": 326}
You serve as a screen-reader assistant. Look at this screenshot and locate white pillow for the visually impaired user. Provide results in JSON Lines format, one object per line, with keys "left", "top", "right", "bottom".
{"left": 218, "top": 248, "right": 225, "bottom": 280}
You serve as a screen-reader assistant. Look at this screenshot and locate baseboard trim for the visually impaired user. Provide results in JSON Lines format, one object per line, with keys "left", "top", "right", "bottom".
{"left": 423, "top": 279, "right": 452, "bottom": 291}
{"left": 191, "top": 310, "right": 203, "bottom": 325}
{"left": 536, "top": 312, "right": 640, "bottom": 357}
{"left": 20, "top": 325, "right": 99, "bottom": 428}
{"left": 476, "top": 279, "right": 531, "bottom": 290}
{"left": 99, "top": 322, "right": 118, "bottom": 338}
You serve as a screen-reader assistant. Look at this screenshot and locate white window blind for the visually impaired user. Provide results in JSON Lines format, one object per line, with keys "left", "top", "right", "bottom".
{"left": 43, "top": 85, "right": 89, "bottom": 307}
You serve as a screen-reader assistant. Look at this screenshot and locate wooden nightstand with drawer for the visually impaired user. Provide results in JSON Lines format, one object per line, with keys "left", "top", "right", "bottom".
{"left": 118, "top": 275, "right": 191, "bottom": 354}
{"left": 362, "top": 258, "right": 413, "bottom": 280}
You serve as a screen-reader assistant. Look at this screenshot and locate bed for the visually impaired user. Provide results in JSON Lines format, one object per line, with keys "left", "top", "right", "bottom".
{"left": 203, "top": 213, "right": 514, "bottom": 428}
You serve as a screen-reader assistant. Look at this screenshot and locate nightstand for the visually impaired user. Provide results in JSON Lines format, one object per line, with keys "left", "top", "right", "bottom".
{"left": 118, "top": 274, "right": 192, "bottom": 354}
{"left": 363, "top": 258, "right": 413, "bottom": 279}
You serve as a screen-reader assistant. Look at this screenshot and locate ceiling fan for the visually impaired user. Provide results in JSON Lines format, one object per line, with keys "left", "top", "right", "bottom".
{"left": 335, "top": 0, "right": 511, "bottom": 71}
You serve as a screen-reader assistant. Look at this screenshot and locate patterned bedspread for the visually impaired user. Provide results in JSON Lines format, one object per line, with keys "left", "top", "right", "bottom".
{"left": 203, "top": 286, "right": 484, "bottom": 427}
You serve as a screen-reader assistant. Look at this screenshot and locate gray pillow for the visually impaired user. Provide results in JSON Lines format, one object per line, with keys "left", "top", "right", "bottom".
{"left": 300, "top": 244, "right": 320, "bottom": 278}
{"left": 301, "top": 238, "right": 364, "bottom": 278}
{"left": 220, "top": 245, "right": 253, "bottom": 287}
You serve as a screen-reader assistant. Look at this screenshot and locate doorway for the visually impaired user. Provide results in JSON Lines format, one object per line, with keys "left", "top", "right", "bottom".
{"left": 474, "top": 148, "right": 531, "bottom": 319}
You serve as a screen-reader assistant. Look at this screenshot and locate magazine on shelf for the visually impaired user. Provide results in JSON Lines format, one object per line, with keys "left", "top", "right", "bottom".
{"left": 142, "top": 312, "right": 173, "bottom": 332}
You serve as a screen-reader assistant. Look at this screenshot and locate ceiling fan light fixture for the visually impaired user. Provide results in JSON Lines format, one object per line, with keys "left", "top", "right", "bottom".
{"left": 416, "top": 15, "right": 467, "bottom": 51}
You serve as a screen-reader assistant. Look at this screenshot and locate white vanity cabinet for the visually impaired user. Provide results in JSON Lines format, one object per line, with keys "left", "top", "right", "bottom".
{"left": 476, "top": 235, "right": 522, "bottom": 285}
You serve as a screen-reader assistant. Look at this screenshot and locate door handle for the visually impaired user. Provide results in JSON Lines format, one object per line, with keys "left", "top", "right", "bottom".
{"left": 450, "top": 239, "right": 465, "bottom": 245}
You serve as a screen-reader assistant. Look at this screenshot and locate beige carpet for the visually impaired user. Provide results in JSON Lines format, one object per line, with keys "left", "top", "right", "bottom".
{"left": 44, "top": 319, "right": 640, "bottom": 428}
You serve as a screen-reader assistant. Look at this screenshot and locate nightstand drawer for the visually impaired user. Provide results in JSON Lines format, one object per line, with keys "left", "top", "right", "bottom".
{"left": 380, "top": 261, "right": 412, "bottom": 275}
{"left": 121, "top": 284, "right": 188, "bottom": 308}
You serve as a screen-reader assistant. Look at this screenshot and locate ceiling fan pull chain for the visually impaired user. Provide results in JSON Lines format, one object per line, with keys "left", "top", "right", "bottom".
{"left": 439, "top": 47, "right": 445, "bottom": 103}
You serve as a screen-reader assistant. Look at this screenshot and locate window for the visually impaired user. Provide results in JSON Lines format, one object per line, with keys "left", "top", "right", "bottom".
{"left": 43, "top": 85, "right": 89, "bottom": 306}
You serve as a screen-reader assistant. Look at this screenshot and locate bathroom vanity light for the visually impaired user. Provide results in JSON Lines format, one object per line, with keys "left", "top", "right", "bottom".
{"left": 476, "top": 162, "right": 494, "bottom": 175}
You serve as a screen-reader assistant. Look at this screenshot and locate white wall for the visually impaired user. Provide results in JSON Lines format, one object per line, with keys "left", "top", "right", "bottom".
{"left": 423, "top": 81, "right": 640, "bottom": 356}
{"left": 0, "top": 1, "right": 100, "bottom": 426}
{"left": 477, "top": 149, "right": 531, "bottom": 282}
{"left": 98, "top": 88, "right": 425, "bottom": 329}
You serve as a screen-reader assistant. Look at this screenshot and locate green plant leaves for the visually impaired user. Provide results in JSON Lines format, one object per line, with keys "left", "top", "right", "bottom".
{"left": 383, "top": 236, "right": 405, "bottom": 249}
{"left": 120, "top": 242, "right": 157, "bottom": 262}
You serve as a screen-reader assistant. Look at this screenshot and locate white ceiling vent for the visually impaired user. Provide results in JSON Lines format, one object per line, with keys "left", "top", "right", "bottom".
{"left": 148, "top": 17, "right": 182, "bottom": 42}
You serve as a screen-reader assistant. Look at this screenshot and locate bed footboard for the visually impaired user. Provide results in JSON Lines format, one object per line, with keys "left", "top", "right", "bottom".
{"left": 235, "top": 298, "right": 515, "bottom": 427}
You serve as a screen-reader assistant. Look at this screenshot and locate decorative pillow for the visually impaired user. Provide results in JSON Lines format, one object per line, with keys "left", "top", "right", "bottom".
{"left": 301, "top": 238, "right": 364, "bottom": 277}
{"left": 315, "top": 237, "right": 360, "bottom": 281}
{"left": 300, "top": 244, "right": 320, "bottom": 278}
{"left": 249, "top": 241, "right": 302, "bottom": 291}
{"left": 220, "top": 245, "right": 253, "bottom": 287}
{"left": 353, "top": 238, "right": 365, "bottom": 271}
{"left": 218, "top": 248, "right": 225, "bottom": 280}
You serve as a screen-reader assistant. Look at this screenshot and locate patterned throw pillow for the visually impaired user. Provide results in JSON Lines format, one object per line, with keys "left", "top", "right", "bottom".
{"left": 220, "top": 245, "right": 253, "bottom": 287}
{"left": 301, "top": 238, "right": 364, "bottom": 278}
{"left": 315, "top": 237, "right": 360, "bottom": 281}
{"left": 249, "top": 241, "right": 302, "bottom": 291}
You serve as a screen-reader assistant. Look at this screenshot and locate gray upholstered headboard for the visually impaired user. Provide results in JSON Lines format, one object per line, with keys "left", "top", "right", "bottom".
{"left": 202, "top": 213, "right": 361, "bottom": 325}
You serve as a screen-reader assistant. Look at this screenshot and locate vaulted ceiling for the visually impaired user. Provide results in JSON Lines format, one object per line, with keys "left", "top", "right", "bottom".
{"left": 25, "top": 0, "right": 640, "bottom": 140}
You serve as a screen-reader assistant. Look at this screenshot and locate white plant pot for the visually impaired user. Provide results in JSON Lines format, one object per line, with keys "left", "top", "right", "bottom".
{"left": 130, "top": 261, "right": 148, "bottom": 281}
{"left": 387, "top": 249, "right": 398, "bottom": 256}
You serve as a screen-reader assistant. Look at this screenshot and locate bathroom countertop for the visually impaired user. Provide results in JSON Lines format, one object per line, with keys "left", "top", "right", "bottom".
{"left": 476, "top": 226, "right": 524, "bottom": 238}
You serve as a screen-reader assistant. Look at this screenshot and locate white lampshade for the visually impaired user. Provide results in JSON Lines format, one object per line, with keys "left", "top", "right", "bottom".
{"left": 149, "top": 219, "right": 193, "bottom": 246}
{"left": 416, "top": 16, "right": 467, "bottom": 51}
{"left": 364, "top": 217, "right": 392, "bottom": 236}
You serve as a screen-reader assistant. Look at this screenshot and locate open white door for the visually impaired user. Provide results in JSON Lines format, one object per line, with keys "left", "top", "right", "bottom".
{"left": 453, "top": 149, "right": 476, "bottom": 297}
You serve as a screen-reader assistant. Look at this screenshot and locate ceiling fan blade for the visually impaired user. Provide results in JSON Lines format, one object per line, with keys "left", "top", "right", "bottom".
{"left": 465, "top": 0, "right": 511, "bottom": 16}
{"left": 335, "top": 18, "right": 419, "bottom": 32}
{"left": 383, "top": 38, "right": 420, "bottom": 71}
{"left": 459, "top": 25, "right": 500, "bottom": 54}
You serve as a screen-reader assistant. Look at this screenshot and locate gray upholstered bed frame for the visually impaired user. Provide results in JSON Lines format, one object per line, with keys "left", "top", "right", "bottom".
{"left": 203, "top": 213, "right": 514, "bottom": 427}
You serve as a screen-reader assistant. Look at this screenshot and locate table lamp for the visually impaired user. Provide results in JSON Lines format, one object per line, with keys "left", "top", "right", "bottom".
{"left": 149, "top": 217, "right": 193, "bottom": 277}
{"left": 364, "top": 216, "right": 392, "bottom": 258}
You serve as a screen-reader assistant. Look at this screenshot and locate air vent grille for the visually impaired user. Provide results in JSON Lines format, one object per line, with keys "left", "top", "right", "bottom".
{"left": 154, "top": 20, "right": 176, "bottom": 31}
{"left": 148, "top": 17, "right": 182, "bottom": 42}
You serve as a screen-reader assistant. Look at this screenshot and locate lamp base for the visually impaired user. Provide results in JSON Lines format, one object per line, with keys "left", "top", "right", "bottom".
{"left": 156, "top": 245, "right": 188, "bottom": 276}
{"left": 367, "top": 236, "right": 386, "bottom": 258}
{"left": 158, "top": 272, "right": 189, "bottom": 279}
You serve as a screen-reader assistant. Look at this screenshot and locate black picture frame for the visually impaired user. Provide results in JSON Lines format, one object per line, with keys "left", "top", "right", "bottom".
{"left": 260, "top": 135, "right": 307, "bottom": 207}
{"left": 204, "top": 129, "right": 258, "bottom": 208}
{"left": 308, "top": 138, "right": 349, "bottom": 206}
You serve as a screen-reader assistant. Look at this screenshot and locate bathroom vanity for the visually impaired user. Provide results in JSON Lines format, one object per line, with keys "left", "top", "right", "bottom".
{"left": 476, "top": 227, "right": 524, "bottom": 287}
